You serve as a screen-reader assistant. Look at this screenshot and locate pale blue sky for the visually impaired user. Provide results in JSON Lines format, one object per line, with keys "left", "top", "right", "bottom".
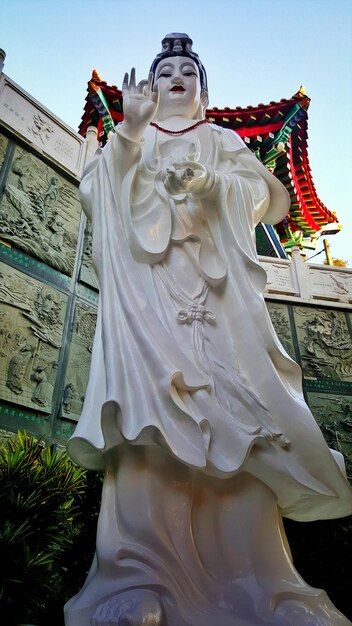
{"left": 1, "top": 0, "right": 351, "bottom": 264}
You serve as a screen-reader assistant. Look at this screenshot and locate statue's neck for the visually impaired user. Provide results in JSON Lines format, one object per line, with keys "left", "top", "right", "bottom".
{"left": 153, "top": 116, "right": 203, "bottom": 132}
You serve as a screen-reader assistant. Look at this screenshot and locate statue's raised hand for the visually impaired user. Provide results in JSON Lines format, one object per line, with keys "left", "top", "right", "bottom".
{"left": 121, "top": 69, "right": 159, "bottom": 141}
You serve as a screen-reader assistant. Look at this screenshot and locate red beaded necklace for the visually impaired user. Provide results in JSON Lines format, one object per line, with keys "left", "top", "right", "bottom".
{"left": 150, "top": 119, "right": 208, "bottom": 136}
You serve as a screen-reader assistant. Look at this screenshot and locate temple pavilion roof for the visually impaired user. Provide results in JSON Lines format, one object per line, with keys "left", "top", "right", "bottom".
{"left": 79, "top": 72, "right": 338, "bottom": 250}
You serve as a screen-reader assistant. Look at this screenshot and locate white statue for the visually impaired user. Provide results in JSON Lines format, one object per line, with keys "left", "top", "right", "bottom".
{"left": 65, "top": 34, "right": 352, "bottom": 625}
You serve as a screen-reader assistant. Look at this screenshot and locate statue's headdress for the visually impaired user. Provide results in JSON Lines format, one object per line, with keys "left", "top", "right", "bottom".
{"left": 150, "top": 33, "right": 208, "bottom": 93}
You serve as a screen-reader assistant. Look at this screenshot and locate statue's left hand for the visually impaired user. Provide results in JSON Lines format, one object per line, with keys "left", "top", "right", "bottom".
{"left": 163, "top": 162, "right": 210, "bottom": 196}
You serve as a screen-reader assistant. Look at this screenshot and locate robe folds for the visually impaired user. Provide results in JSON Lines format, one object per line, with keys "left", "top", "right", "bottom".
{"left": 68, "top": 122, "right": 352, "bottom": 522}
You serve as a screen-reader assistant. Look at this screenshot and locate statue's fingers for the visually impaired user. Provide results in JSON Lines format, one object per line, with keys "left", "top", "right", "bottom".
{"left": 147, "top": 72, "right": 154, "bottom": 93}
{"left": 130, "top": 67, "right": 136, "bottom": 88}
{"left": 151, "top": 82, "right": 159, "bottom": 104}
{"left": 165, "top": 179, "right": 178, "bottom": 195}
{"left": 150, "top": 73, "right": 159, "bottom": 103}
{"left": 176, "top": 160, "right": 201, "bottom": 169}
{"left": 141, "top": 73, "right": 153, "bottom": 96}
{"left": 165, "top": 169, "right": 179, "bottom": 193}
{"left": 122, "top": 72, "right": 129, "bottom": 91}
{"left": 138, "top": 79, "right": 149, "bottom": 94}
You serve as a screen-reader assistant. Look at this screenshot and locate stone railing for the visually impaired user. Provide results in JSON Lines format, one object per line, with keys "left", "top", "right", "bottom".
{"left": 260, "top": 248, "right": 352, "bottom": 308}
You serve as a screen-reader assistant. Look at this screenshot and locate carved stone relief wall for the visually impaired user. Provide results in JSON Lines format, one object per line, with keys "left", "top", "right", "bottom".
{"left": 265, "top": 301, "right": 352, "bottom": 476}
{"left": 266, "top": 302, "right": 296, "bottom": 360}
{"left": 61, "top": 299, "right": 97, "bottom": 422}
{"left": 0, "top": 82, "right": 86, "bottom": 442}
{"left": 293, "top": 306, "right": 352, "bottom": 383}
{"left": 0, "top": 264, "right": 67, "bottom": 414}
{"left": 0, "top": 131, "right": 8, "bottom": 170}
{"left": 79, "top": 220, "right": 99, "bottom": 290}
{"left": 306, "top": 392, "right": 352, "bottom": 478}
{"left": 0, "top": 142, "right": 81, "bottom": 275}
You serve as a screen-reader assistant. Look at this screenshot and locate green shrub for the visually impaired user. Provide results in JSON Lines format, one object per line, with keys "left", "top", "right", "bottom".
{"left": 0, "top": 431, "right": 101, "bottom": 626}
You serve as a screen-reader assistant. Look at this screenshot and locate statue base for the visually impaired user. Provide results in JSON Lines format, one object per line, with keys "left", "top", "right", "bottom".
{"left": 64, "top": 445, "right": 350, "bottom": 626}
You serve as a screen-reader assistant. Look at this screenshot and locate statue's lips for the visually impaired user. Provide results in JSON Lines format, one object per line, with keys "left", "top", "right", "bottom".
{"left": 170, "top": 85, "right": 185, "bottom": 92}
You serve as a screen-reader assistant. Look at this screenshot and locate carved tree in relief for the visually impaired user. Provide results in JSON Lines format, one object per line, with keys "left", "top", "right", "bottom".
{"left": 267, "top": 302, "right": 295, "bottom": 360}
{"left": 295, "top": 307, "right": 352, "bottom": 381}
{"left": 307, "top": 392, "right": 352, "bottom": 479}
{"left": 0, "top": 145, "right": 81, "bottom": 275}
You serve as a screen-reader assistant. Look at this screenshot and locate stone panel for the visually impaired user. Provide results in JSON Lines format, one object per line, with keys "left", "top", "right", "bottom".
{"left": 293, "top": 306, "right": 352, "bottom": 384}
{"left": 53, "top": 415, "right": 77, "bottom": 442}
{"left": 260, "top": 259, "right": 297, "bottom": 295}
{"left": 0, "top": 75, "right": 85, "bottom": 177}
{"left": 0, "top": 242, "right": 71, "bottom": 290}
{"left": 309, "top": 267, "right": 352, "bottom": 304}
{"left": 0, "top": 131, "right": 8, "bottom": 170}
{"left": 0, "top": 143, "right": 81, "bottom": 275}
{"left": 306, "top": 391, "right": 352, "bottom": 476}
{"left": 61, "top": 299, "right": 97, "bottom": 422}
{"left": 79, "top": 220, "right": 99, "bottom": 290}
{"left": 0, "top": 403, "right": 50, "bottom": 436}
{"left": 0, "top": 264, "right": 67, "bottom": 414}
{"left": 266, "top": 301, "right": 296, "bottom": 360}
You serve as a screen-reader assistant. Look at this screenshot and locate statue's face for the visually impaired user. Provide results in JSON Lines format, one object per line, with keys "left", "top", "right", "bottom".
{"left": 154, "top": 56, "right": 203, "bottom": 120}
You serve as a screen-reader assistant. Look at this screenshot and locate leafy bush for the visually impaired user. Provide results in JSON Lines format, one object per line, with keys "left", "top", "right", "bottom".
{"left": 0, "top": 431, "right": 101, "bottom": 626}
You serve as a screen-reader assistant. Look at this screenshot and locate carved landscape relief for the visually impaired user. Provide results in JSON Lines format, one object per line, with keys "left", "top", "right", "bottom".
{"left": 0, "top": 132, "right": 9, "bottom": 171}
{"left": 61, "top": 300, "right": 97, "bottom": 421}
{"left": 266, "top": 302, "right": 296, "bottom": 360}
{"left": 0, "top": 144, "right": 81, "bottom": 275}
{"left": 294, "top": 306, "right": 352, "bottom": 382}
{"left": 0, "top": 264, "right": 67, "bottom": 413}
{"left": 79, "top": 220, "right": 99, "bottom": 290}
{"left": 307, "top": 392, "right": 352, "bottom": 477}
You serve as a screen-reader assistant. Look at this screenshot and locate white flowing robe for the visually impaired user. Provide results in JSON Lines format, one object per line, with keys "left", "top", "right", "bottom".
{"left": 68, "top": 122, "right": 352, "bottom": 522}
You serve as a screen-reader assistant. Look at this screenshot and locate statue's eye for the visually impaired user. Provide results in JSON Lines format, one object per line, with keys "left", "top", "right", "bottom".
{"left": 159, "top": 72, "right": 172, "bottom": 78}
{"left": 183, "top": 71, "right": 197, "bottom": 77}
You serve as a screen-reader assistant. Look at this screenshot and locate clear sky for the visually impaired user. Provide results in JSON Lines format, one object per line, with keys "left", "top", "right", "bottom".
{"left": 1, "top": 0, "right": 351, "bottom": 265}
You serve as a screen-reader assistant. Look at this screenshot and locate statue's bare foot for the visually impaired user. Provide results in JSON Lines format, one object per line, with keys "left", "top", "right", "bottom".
{"left": 274, "top": 591, "right": 351, "bottom": 625}
{"left": 91, "top": 589, "right": 165, "bottom": 626}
